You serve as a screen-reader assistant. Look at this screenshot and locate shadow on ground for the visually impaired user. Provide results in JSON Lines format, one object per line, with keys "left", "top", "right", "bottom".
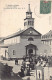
{"left": 0, "top": 63, "right": 22, "bottom": 80}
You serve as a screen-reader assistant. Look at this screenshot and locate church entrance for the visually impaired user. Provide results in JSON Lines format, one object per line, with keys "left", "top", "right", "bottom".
{"left": 28, "top": 49, "right": 33, "bottom": 54}
{"left": 25, "top": 44, "right": 37, "bottom": 57}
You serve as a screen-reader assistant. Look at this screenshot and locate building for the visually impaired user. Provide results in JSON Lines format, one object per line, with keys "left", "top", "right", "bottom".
{"left": 0, "top": 4, "right": 51, "bottom": 59}
{"left": 41, "top": 30, "right": 52, "bottom": 56}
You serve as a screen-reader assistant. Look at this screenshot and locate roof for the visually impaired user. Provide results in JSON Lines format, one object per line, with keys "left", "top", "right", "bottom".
{"left": 3, "top": 27, "right": 41, "bottom": 40}
{"left": 42, "top": 30, "right": 52, "bottom": 39}
{"left": 43, "top": 30, "right": 52, "bottom": 36}
{"left": 4, "top": 29, "right": 24, "bottom": 40}
{"left": 0, "top": 37, "right": 4, "bottom": 41}
{"left": 0, "top": 43, "right": 17, "bottom": 48}
{"left": 24, "top": 18, "right": 34, "bottom": 20}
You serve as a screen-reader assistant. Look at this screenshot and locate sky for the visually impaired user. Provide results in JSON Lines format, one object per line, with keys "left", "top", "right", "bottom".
{"left": 0, "top": 0, "right": 52, "bottom": 37}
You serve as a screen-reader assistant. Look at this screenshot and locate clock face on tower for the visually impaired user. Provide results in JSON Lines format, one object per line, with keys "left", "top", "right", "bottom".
{"left": 29, "top": 31, "right": 33, "bottom": 34}
{"left": 27, "top": 14, "right": 31, "bottom": 18}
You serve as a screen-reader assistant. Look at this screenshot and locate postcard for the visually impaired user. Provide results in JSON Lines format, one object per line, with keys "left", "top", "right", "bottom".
{"left": 0, "top": 0, "right": 52, "bottom": 80}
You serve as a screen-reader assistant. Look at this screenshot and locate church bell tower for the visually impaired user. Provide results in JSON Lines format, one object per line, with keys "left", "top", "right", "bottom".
{"left": 24, "top": 4, "right": 34, "bottom": 29}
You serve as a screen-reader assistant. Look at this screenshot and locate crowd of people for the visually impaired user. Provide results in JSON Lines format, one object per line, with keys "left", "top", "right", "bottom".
{"left": 19, "top": 54, "right": 52, "bottom": 77}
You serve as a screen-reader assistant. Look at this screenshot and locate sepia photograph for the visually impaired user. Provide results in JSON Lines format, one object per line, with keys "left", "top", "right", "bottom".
{"left": 0, "top": 0, "right": 52, "bottom": 80}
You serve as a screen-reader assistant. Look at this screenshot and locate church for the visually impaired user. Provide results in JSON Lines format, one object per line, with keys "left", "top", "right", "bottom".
{"left": 0, "top": 4, "right": 51, "bottom": 59}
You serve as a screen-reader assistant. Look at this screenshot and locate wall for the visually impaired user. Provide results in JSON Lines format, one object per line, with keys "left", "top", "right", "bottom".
{"left": 20, "top": 36, "right": 51, "bottom": 55}
{"left": 41, "top": 40, "right": 52, "bottom": 54}
{"left": 8, "top": 35, "right": 51, "bottom": 58}
{"left": 8, "top": 43, "right": 26, "bottom": 58}
{"left": 4, "top": 36, "right": 20, "bottom": 44}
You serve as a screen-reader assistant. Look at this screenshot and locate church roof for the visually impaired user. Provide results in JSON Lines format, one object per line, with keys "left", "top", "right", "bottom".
{"left": 4, "top": 29, "right": 24, "bottom": 39}
{"left": 3, "top": 27, "right": 41, "bottom": 40}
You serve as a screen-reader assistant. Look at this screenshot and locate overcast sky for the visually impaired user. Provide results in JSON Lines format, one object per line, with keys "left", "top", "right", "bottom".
{"left": 0, "top": 0, "right": 52, "bottom": 37}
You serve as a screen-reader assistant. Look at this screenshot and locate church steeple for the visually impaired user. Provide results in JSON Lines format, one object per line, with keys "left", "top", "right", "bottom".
{"left": 24, "top": 4, "right": 34, "bottom": 29}
{"left": 28, "top": 4, "right": 31, "bottom": 12}
{"left": 26, "top": 4, "right": 32, "bottom": 19}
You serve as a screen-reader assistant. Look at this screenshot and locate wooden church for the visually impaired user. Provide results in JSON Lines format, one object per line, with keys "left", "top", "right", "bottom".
{"left": 0, "top": 4, "right": 51, "bottom": 59}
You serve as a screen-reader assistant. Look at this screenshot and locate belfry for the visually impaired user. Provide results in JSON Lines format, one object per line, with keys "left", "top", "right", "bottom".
{"left": 24, "top": 4, "right": 34, "bottom": 29}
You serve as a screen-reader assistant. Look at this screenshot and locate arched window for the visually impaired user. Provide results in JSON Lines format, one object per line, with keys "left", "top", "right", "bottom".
{"left": 28, "top": 37, "right": 34, "bottom": 41}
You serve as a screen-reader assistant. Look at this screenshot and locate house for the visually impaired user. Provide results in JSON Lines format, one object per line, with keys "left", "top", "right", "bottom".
{"left": 41, "top": 30, "right": 52, "bottom": 56}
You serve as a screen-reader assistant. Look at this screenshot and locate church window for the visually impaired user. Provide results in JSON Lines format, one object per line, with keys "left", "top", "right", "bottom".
{"left": 46, "top": 35, "right": 47, "bottom": 38}
{"left": 32, "top": 21, "right": 33, "bottom": 26}
{"left": 28, "top": 21, "right": 33, "bottom": 26}
{"left": 24, "top": 22, "right": 25, "bottom": 26}
{"left": 28, "top": 21, "right": 34, "bottom": 26}
{"left": 24, "top": 22, "right": 26, "bottom": 26}
{"left": 50, "top": 40, "right": 51, "bottom": 45}
{"left": 24, "top": 22, "right": 27, "bottom": 26}
{"left": 28, "top": 37, "right": 34, "bottom": 41}
{"left": 31, "top": 21, "right": 32, "bottom": 25}
{"left": 13, "top": 50, "right": 15, "bottom": 55}
{"left": 30, "top": 21, "right": 31, "bottom": 25}
{"left": 28, "top": 21, "right": 30, "bottom": 25}
{"left": 51, "top": 34, "right": 52, "bottom": 36}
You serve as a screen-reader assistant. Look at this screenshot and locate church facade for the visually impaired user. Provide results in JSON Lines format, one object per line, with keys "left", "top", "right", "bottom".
{"left": 0, "top": 4, "right": 51, "bottom": 59}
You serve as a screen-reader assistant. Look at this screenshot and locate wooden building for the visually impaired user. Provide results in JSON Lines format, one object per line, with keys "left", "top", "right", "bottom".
{"left": 0, "top": 4, "right": 51, "bottom": 59}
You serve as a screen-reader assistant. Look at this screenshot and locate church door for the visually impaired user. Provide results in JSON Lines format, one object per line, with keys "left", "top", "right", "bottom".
{"left": 25, "top": 44, "right": 37, "bottom": 57}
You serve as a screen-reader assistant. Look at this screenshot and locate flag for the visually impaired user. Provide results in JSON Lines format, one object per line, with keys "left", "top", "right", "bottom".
{"left": 40, "top": 0, "right": 51, "bottom": 14}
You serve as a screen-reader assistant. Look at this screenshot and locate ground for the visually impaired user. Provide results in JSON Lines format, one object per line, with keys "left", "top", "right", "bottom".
{"left": 0, "top": 59, "right": 52, "bottom": 80}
